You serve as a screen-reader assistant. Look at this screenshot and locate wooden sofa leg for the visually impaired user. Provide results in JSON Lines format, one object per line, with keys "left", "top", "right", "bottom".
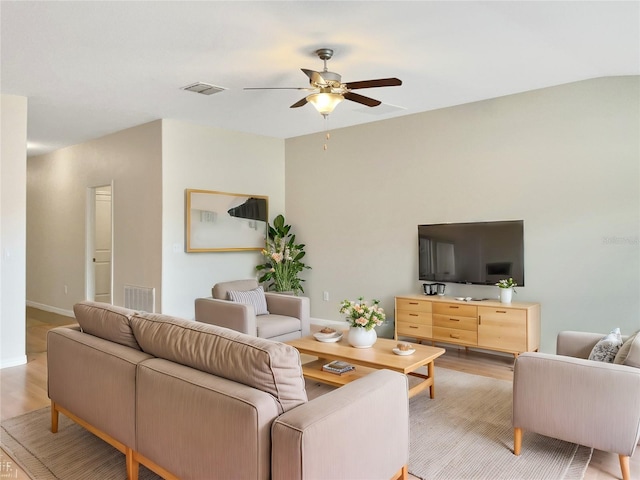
{"left": 126, "top": 447, "right": 139, "bottom": 480}
{"left": 619, "top": 455, "right": 630, "bottom": 480}
{"left": 51, "top": 401, "right": 59, "bottom": 433}
{"left": 513, "top": 427, "right": 522, "bottom": 455}
{"left": 390, "top": 465, "right": 408, "bottom": 480}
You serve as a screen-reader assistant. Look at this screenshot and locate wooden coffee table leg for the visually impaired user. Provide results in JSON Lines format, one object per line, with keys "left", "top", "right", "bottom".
{"left": 407, "top": 360, "right": 437, "bottom": 398}
{"left": 427, "top": 360, "right": 435, "bottom": 398}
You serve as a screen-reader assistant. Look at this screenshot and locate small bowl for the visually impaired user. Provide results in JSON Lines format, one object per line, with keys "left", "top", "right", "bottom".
{"left": 315, "top": 328, "right": 337, "bottom": 339}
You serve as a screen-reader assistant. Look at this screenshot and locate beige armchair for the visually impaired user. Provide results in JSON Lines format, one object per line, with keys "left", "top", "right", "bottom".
{"left": 513, "top": 331, "right": 640, "bottom": 480}
{"left": 195, "top": 279, "right": 310, "bottom": 342}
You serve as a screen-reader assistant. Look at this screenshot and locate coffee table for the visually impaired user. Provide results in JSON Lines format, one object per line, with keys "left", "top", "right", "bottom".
{"left": 287, "top": 334, "right": 445, "bottom": 398}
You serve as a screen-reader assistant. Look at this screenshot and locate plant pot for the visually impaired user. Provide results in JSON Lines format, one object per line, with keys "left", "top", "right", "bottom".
{"left": 499, "top": 287, "right": 513, "bottom": 304}
{"left": 348, "top": 326, "right": 377, "bottom": 348}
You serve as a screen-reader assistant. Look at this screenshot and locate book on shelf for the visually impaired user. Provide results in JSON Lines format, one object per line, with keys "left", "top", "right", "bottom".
{"left": 322, "top": 360, "right": 355, "bottom": 375}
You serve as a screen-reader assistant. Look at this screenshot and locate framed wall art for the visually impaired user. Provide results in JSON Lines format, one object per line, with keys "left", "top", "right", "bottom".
{"left": 185, "top": 189, "right": 268, "bottom": 252}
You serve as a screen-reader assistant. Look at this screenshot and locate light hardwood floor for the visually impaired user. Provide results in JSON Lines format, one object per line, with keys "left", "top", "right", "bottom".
{"left": 0, "top": 308, "right": 637, "bottom": 480}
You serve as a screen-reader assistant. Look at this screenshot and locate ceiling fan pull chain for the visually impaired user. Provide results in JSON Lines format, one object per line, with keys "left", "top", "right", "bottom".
{"left": 323, "top": 116, "right": 330, "bottom": 151}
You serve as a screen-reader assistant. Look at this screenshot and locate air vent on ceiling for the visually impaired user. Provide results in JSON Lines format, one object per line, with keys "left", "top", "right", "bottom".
{"left": 180, "top": 82, "right": 226, "bottom": 96}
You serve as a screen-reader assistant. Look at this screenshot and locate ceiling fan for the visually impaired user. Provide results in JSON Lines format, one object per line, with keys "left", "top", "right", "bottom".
{"left": 245, "top": 48, "right": 402, "bottom": 117}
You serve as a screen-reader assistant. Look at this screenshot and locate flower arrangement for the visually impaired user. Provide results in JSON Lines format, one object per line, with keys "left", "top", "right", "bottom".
{"left": 495, "top": 277, "right": 517, "bottom": 293}
{"left": 339, "top": 297, "right": 386, "bottom": 331}
{"left": 256, "top": 214, "right": 310, "bottom": 294}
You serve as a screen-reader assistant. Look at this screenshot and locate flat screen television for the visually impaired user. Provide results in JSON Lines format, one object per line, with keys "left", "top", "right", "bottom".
{"left": 418, "top": 220, "right": 524, "bottom": 286}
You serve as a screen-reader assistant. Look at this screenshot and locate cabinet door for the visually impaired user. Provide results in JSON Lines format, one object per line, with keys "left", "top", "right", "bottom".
{"left": 478, "top": 307, "right": 527, "bottom": 352}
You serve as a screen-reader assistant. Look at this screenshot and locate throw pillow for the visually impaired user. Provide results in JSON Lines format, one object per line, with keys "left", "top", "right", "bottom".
{"left": 588, "top": 327, "right": 623, "bottom": 363}
{"left": 227, "top": 286, "right": 269, "bottom": 315}
{"left": 614, "top": 330, "right": 640, "bottom": 368}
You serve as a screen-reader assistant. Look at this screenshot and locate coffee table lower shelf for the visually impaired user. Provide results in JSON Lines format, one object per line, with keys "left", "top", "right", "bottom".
{"left": 301, "top": 359, "right": 378, "bottom": 387}
{"left": 301, "top": 359, "right": 435, "bottom": 398}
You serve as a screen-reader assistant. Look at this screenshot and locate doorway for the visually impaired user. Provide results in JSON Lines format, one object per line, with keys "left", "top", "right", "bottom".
{"left": 86, "top": 184, "right": 113, "bottom": 304}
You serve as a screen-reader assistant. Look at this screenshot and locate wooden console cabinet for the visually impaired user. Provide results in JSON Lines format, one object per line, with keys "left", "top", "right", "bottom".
{"left": 395, "top": 296, "right": 540, "bottom": 357}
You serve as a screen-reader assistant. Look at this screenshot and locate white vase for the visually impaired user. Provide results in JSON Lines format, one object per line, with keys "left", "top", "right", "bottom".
{"left": 348, "top": 326, "right": 377, "bottom": 348}
{"left": 500, "top": 287, "right": 513, "bottom": 304}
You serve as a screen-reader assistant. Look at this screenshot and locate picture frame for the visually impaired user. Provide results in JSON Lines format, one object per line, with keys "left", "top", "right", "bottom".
{"left": 185, "top": 189, "right": 268, "bottom": 252}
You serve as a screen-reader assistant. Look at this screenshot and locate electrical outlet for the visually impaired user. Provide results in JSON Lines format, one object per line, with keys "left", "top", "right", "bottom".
{"left": 323, "top": 291, "right": 329, "bottom": 301}
{"left": 64, "top": 285, "right": 68, "bottom": 295}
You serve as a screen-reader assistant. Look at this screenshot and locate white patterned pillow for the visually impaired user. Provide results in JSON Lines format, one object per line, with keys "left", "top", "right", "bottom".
{"left": 588, "top": 328, "right": 623, "bottom": 363}
{"left": 227, "top": 286, "right": 269, "bottom": 316}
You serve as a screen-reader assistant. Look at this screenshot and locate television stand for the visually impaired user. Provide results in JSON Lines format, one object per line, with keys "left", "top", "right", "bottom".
{"left": 395, "top": 295, "right": 540, "bottom": 358}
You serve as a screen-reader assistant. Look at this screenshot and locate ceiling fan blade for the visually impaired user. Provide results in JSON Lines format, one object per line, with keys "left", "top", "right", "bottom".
{"left": 301, "top": 68, "right": 326, "bottom": 85}
{"left": 344, "top": 92, "right": 381, "bottom": 107}
{"left": 290, "top": 97, "right": 308, "bottom": 108}
{"left": 344, "top": 78, "right": 402, "bottom": 90}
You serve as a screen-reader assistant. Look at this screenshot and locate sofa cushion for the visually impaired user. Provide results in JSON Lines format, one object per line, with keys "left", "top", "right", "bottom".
{"left": 212, "top": 279, "right": 259, "bottom": 300}
{"left": 588, "top": 328, "right": 623, "bottom": 363}
{"left": 228, "top": 286, "right": 269, "bottom": 315}
{"left": 257, "top": 315, "right": 301, "bottom": 339}
{"left": 129, "top": 312, "right": 307, "bottom": 413}
{"left": 614, "top": 330, "right": 640, "bottom": 368}
{"left": 73, "top": 301, "right": 141, "bottom": 350}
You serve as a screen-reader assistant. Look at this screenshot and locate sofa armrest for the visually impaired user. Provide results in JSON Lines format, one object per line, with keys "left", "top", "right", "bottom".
{"left": 513, "top": 352, "right": 640, "bottom": 456}
{"left": 272, "top": 369, "right": 408, "bottom": 480}
{"left": 556, "top": 331, "right": 607, "bottom": 358}
{"left": 264, "top": 293, "right": 311, "bottom": 336}
{"left": 194, "top": 297, "right": 257, "bottom": 336}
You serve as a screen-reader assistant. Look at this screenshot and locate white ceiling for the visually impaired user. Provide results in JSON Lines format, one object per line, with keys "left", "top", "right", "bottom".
{"left": 2, "top": 1, "right": 639, "bottom": 157}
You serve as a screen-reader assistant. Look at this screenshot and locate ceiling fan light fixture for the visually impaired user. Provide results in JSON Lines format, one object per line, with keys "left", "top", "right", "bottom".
{"left": 306, "top": 92, "right": 344, "bottom": 116}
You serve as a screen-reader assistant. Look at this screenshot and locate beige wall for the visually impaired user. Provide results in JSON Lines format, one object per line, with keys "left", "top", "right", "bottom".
{"left": 27, "top": 121, "right": 163, "bottom": 313}
{"left": 1, "top": 95, "right": 28, "bottom": 368}
{"left": 160, "top": 120, "right": 285, "bottom": 318}
{"left": 285, "top": 76, "right": 640, "bottom": 353}
{"left": 25, "top": 118, "right": 285, "bottom": 319}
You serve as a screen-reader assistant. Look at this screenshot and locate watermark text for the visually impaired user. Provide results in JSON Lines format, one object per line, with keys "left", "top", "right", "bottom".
{"left": 602, "top": 235, "right": 639, "bottom": 246}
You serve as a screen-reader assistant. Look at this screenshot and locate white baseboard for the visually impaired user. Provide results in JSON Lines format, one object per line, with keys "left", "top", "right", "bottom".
{"left": 1, "top": 355, "right": 27, "bottom": 369}
{"left": 309, "top": 317, "right": 345, "bottom": 327}
{"left": 26, "top": 300, "right": 74, "bottom": 318}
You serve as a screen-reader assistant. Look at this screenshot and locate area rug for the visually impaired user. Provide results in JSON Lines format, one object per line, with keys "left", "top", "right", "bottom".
{"left": 407, "top": 367, "right": 592, "bottom": 480}
{"left": 1, "top": 368, "right": 592, "bottom": 480}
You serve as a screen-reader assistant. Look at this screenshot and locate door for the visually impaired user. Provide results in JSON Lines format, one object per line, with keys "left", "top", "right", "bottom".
{"left": 89, "top": 185, "right": 112, "bottom": 304}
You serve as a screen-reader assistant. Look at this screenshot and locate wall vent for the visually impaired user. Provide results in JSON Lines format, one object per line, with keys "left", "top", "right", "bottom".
{"left": 124, "top": 284, "right": 155, "bottom": 313}
{"left": 180, "top": 82, "right": 226, "bottom": 95}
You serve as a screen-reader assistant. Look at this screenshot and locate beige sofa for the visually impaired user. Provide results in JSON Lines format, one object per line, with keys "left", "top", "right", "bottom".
{"left": 195, "top": 279, "right": 311, "bottom": 341}
{"left": 513, "top": 330, "right": 640, "bottom": 480}
{"left": 48, "top": 301, "right": 409, "bottom": 480}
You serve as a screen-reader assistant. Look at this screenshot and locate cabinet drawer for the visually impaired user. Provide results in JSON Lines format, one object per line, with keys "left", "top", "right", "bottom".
{"left": 397, "top": 322, "right": 432, "bottom": 339}
{"left": 396, "top": 298, "right": 432, "bottom": 313}
{"left": 433, "top": 326, "right": 477, "bottom": 346}
{"left": 397, "top": 310, "right": 432, "bottom": 325}
{"left": 433, "top": 302, "right": 477, "bottom": 317}
{"left": 478, "top": 306, "right": 526, "bottom": 322}
{"left": 433, "top": 313, "right": 477, "bottom": 332}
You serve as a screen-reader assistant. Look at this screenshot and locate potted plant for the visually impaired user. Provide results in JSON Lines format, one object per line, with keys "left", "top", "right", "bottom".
{"left": 339, "top": 297, "right": 386, "bottom": 348}
{"left": 256, "top": 214, "right": 310, "bottom": 295}
{"left": 495, "top": 277, "right": 517, "bottom": 304}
